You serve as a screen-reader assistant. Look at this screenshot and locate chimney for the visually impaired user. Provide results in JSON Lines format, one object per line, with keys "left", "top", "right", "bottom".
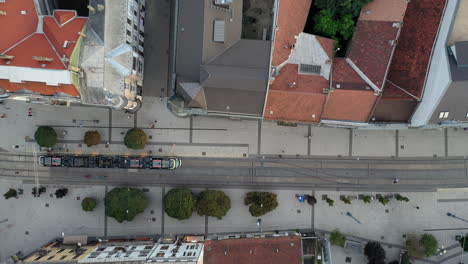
{"left": 32, "top": 56, "right": 53, "bottom": 62}
{"left": 87, "top": 5, "right": 96, "bottom": 13}
{"left": 0, "top": 54, "right": 14, "bottom": 60}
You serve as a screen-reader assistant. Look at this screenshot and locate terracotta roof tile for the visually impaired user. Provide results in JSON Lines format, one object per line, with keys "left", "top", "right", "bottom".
{"left": 0, "top": 33, "right": 65, "bottom": 70}
{"left": 315, "top": 36, "right": 335, "bottom": 59}
{"left": 331, "top": 58, "right": 368, "bottom": 90}
{"left": 348, "top": 20, "right": 399, "bottom": 89}
{"left": 270, "top": 64, "right": 329, "bottom": 93}
{"left": 0, "top": 79, "right": 79, "bottom": 97}
{"left": 204, "top": 236, "right": 302, "bottom": 264}
{"left": 264, "top": 90, "right": 325, "bottom": 123}
{"left": 0, "top": 0, "right": 38, "bottom": 53}
{"left": 43, "top": 15, "right": 87, "bottom": 60}
{"left": 359, "top": 0, "right": 408, "bottom": 22}
{"left": 271, "top": 0, "right": 312, "bottom": 66}
{"left": 381, "top": 0, "right": 447, "bottom": 100}
{"left": 53, "top": 10, "right": 76, "bottom": 25}
{"left": 322, "top": 89, "right": 378, "bottom": 122}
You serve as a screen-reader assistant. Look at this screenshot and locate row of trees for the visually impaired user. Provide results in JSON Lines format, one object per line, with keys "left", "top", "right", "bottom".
{"left": 34, "top": 126, "right": 147, "bottom": 150}
{"left": 163, "top": 189, "right": 279, "bottom": 220}
{"left": 325, "top": 194, "right": 410, "bottom": 206}
{"left": 4, "top": 187, "right": 69, "bottom": 199}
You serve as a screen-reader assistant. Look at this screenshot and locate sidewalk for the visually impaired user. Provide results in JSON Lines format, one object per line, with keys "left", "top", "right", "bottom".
{"left": 3, "top": 97, "right": 468, "bottom": 159}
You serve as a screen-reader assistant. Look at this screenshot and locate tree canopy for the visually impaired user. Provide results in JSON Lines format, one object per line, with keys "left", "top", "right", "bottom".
{"left": 105, "top": 187, "right": 147, "bottom": 223}
{"left": 84, "top": 131, "right": 101, "bottom": 147}
{"left": 124, "top": 128, "right": 147, "bottom": 150}
{"left": 82, "top": 197, "right": 97, "bottom": 212}
{"left": 4, "top": 188, "right": 17, "bottom": 199}
{"left": 330, "top": 229, "right": 345, "bottom": 247}
{"left": 164, "top": 188, "right": 196, "bottom": 220}
{"left": 364, "top": 241, "right": 386, "bottom": 264}
{"left": 420, "top": 233, "right": 438, "bottom": 257}
{"left": 196, "top": 190, "right": 231, "bottom": 219}
{"left": 34, "top": 126, "right": 57, "bottom": 147}
{"left": 244, "top": 192, "right": 278, "bottom": 217}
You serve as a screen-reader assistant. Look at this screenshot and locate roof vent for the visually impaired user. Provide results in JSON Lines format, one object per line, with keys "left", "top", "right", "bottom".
{"left": 20, "top": 10, "right": 27, "bottom": 15}
{"left": 269, "top": 110, "right": 274, "bottom": 115}
{"left": 41, "top": 64, "right": 46, "bottom": 67}
{"left": 288, "top": 82, "right": 296, "bottom": 88}
{"left": 336, "top": 84, "right": 341, "bottom": 89}
{"left": 275, "top": 249, "right": 279, "bottom": 253}
{"left": 365, "top": 10, "right": 371, "bottom": 14}
{"left": 299, "top": 64, "right": 321, "bottom": 75}
{"left": 63, "top": 40, "right": 69, "bottom": 48}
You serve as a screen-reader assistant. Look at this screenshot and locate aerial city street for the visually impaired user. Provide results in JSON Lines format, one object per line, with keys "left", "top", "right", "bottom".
{"left": 1, "top": 0, "right": 468, "bottom": 263}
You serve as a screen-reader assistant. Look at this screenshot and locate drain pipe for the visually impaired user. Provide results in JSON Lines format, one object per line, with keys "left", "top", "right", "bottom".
{"left": 169, "top": 0, "right": 179, "bottom": 97}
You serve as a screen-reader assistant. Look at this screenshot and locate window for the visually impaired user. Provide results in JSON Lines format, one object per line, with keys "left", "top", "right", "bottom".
{"left": 132, "top": 57, "right": 137, "bottom": 70}
{"left": 299, "top": 64, "right": 321, "bottom": 75}
{"left": 134, "top": 24, "right": 138, "bottom": 31}
{"left": 439, "top": 111, "right": 449, "bottom": 119}
{"left": 139, "top": 40, "right": 144, "bottom": 47}
{"left": 127, "top": 18, "right": 132, "bottom": 25}
{"left": 126, "top": 30, "right": 131, "bottom": 36}
{"left": 133, "top": 10, "right": 137, "bottom": 16}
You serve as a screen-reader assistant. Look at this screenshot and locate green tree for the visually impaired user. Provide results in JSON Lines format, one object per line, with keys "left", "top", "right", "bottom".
{"left": 326, "top": 198, "right": 334, "bottom": 206}
{"left": 164, "top": 188, "right": 196, "bottom": 220}
{"left": 378, "top": 196, "right": 390, "bottom": 205}
{"left": 3, "top": 188, "right": 17, "bottom": 199}
{"left": 313, "top": 9, "right": 339, "bottom": 37}
{"left": 338, "top": 14, "right": 355, "bottom": 40}
{"left": 395, "top": 194, "right": 410, "bottom": 202}
{"left": 244, "top": 192, "right": 278, "bottom": 217}
{"left": 81, "top": 197, "right": 97, "bottom": 212}
{"left": 34, "top": 126, "right": 57, "bottom": 147}
{"left": 196, "top": 190, "right": 231, "bottom": 219}
{"left": 364, "top": 241, "right": 386, "bottom": 264}
{"left": 420, "top": 233, "right": 438, "bottom": 257}
{"left": 340, "top": 196, "right": 351, "bottom": 204}
{"left": 105, "top": 187, "right": 147, "bottom": 223}
{"left": 362, "top": 195, "right": 372, "bottom": 203}
{"left": 124, "top": 128, "right": 147, "bottom": 150}
{"left": 459, "top": 235, "right": 468, "bottom": 251}
{"left": 84, "top": 131, "right": 101, "bottom": 147}
{"left": 330, "top": 229, "right": 345, "bottom": 247}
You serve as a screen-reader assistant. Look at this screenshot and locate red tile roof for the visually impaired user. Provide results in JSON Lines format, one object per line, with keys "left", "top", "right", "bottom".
{"left": 271, "top": 0, "right": 312, "bottom": 66}
{"left": 270, "top": 64, "right": 329, "bottom": 93}
{"left": 0, "top": 1, "right": 86, "bottom": 97}
{"left": 381, "top": 0, "right": 447, "bottom": 100}
{"left": 0, "top": 0, "right": 37, "bottom": 53}
{"left": 53, "top": 10, "right": 76, "bottom": 25}
{"left": 44, "top": 11, "right": 87, "bottom": 59}
{"left": 347, "top": 20, "right": 399, "bottom": 90}
{"left": 204, "top": 236, "right": 302, "bottom": 264}
{"left": 0, "top": 79, "right": 80, "bottom": 97}
{"left": 316, "top": 36, "right": 335, "bottom": 59}
{"left": 1, "top": 33, "right": 65, "bottom": 70}
{"left": 264, "top": 90, "right": 326, "bottom": 123}
{"left": 331, "top": 58, "right": 367, "bottom": 90}
{"left": 322, "top": 89, "right": 378, "bottom": 122}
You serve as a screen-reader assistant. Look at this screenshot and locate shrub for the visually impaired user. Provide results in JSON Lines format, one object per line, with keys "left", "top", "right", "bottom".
{"left": 330, "top": 230, "right": 345, "bottom": 247}
{"left": 34, "top": 126, "right": 57, "bottom": 147}
{"left": 164, "top": 188, "right": 196, "bottom": 220}
{"left": 124, "top": 128, "right": 147, "bottom": 150}
{"left": 82, "top": 197, "right": 97, "bottom": 212}
{"left": 196, "top": 190, "right": 231, "bottom": 219}
{"left": 340, "top": 196, "right": 351, "bottom": 204}
{"left": 55, "top": 188, "right": 68, "bottom": 198}
{"left": 364, "top": 241, "right": 386, "bottom": 264}
{"left": 326, "top": 198, "right": 334, "bottom": 206}
{"left": 3, "top": 188, "right": 17, "bottom": 199}
{"left": 420, "top": 234, "right": 438, "bottom": 257}
{"left": 84, "top": 131, "right": 101, "bottom": 147}
{"left": 362, "top": 195, "right": 372, "bottom": 203}
{"left": 244, "top": 192, "right": 278, "bottom": 217}
{"left": 406, "top": 234, "right": 424, "bottom": 258}
{"left": 105, "top": 187, "right": 147, "bottom": 223}
{"left": 378, "top": 196, "right": 390, "bottom": 205}
{"left": 395, "top": 194, "right": 410, "bottom": 202}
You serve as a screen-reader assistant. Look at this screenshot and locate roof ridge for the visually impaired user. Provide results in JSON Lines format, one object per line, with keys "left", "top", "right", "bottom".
{"left": 345, "top": 58, "right": 381, "bottom": 92}
{"left": 1, "top": 32, "right": 36, "bottom": 54}
{"left": 43, "top": 33, "right": 67, "bottom": 69}
{"left": 204, "top": 39, "right": 241, "bottom": 65}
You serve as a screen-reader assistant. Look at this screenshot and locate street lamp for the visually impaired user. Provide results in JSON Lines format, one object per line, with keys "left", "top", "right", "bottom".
{"left": 346, "top": 212, "right": 362, "bottom": 224}
{"left": 447, "top": 212, "right": 468, "bottom": 223}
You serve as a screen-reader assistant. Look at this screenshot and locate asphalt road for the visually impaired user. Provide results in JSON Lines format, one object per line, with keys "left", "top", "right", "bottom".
{"left": 2, "top": 152, "right": 468, "bottom": 191}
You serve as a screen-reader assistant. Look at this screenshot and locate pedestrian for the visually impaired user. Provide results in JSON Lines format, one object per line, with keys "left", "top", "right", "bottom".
{"left": 416, "top": 206, "right": 420, "bottom": 210}
{"left": 151, "top": 124, "right": 155, "bottom": 129}
{"left": 393, "top": 178, "right": 400, "bottom": 184}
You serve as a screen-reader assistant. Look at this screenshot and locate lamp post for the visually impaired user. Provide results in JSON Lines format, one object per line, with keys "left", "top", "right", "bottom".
{"left": 447, "top": 212, "right": 468, "bottom": 224}
{"left": 346, "top": 212, "right": 362, "bottom": 224}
